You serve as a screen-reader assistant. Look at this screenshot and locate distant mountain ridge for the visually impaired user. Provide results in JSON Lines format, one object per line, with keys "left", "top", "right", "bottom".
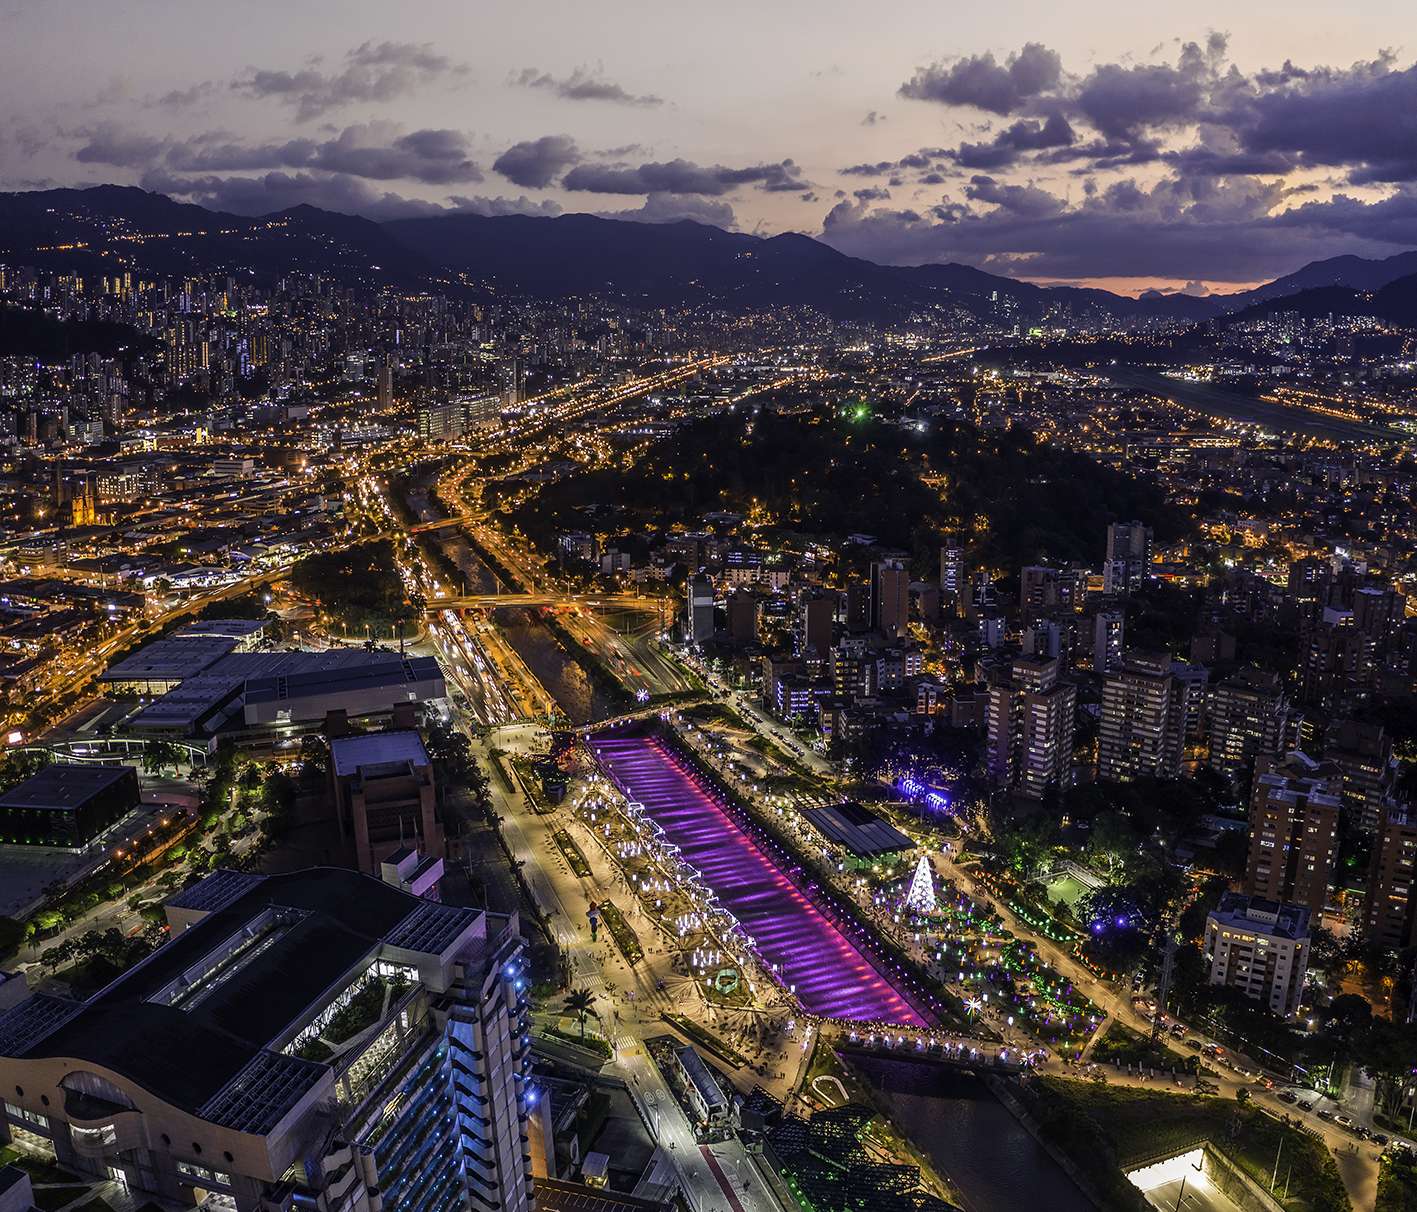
{"left": 1, "top": 184, "right": 1414, "bottom": 328}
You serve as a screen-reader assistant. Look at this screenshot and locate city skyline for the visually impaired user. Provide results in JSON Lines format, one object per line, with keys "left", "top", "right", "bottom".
{"left": 3, "top": 0, "right": 1417, "bottom": 293}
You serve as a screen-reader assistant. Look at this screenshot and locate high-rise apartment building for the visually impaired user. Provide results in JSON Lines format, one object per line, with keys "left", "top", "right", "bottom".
{"left": 939, "top": 541, "right": 966, "bottom": 599}
{"left": 686, "top": 574, "right": 715, "bottom": 644}
{"left": 0, "top": 867, "right": 533, "bottom": 1212}
{"left": 984, "top": 655, "right": 1076, "bottom": 801}
{"left": 1364, "top": 801, "right": 1417, "bottom": 950}
{"left": 1098, "top": 652, "right": 1186, "bottom": 782}
{"left": 1103, "top": 521, "right": 1153, "bottom": 595}
{"left": 1325, "top": 718, "right": 1398, "bottom": 833}
{"left": 1300, "top": 608, "right": 1375, "bottom": 705}
{"left": 1245, "top": 753, "right": 1341, "bottom": 914}
{"left": 1092, "top": 610, "right": 1125, "bottom": 673}
{"left": 800, "top": 592, "right": 835, "bottom": 660}
{"left": 1204, "top": 892, "right": 1310, "bottom": 1018}
{"left": 870, "top": 559, "right": 910, "bottom": 640}
{"left": 1207, "top": 666, "right": 1298, "bottom": 784}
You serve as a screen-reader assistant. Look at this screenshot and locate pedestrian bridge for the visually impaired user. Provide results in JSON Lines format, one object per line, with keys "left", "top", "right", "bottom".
{"left": 13, "top": 737, "right": 211, "bottom": 767}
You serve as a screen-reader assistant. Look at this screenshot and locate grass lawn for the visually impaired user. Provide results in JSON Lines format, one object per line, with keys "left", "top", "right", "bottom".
{"left": 1041, "top": 871, "right": 1094, "bottom": 912}
{"left": 1024, "top": 1077, "right": 1350, "bottom": 1212}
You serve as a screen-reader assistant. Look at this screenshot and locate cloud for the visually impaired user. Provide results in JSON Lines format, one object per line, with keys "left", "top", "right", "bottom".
{"left": 899, "top": 43, "right": 1062, "bottom": 114}
{"left": 233, "top": 41, "right": 467, "bottom": 121}
{"left": 138, "top": 167, "right": 446, "bottom": 218}
{"left": 953, "top": 112, "right": 1075, "bottom": 169}
{"left": 963, "top": 174, "right": 1066, "bottom": 219}
{"left": 598, "top": 192, "right": 737, "bottom": 226}
{"left": 562, "top": 157, "right": 806, "bottom": 196}
{"left": 817, "top": 172, "right": 1417, "bottom": 284}
{"left": 140, "top": 166, "right": 560, "bottom": 221}
{"left": 74, "top": 124, "right": 167, "bottom": 168}
{"left": 512, "top": 66, "right": 662, "bottom": 107}
{"left": 1233, "top": 58, "right": 1417, "bottom": 183}
{"left": 74, "top": 122, "right": 482, "bottom": 185}
{"left": 492, "top": 135, "right": 581, "bottom": 188}
{"left": 151, "top": 81, "right": 217, "bottom": 109}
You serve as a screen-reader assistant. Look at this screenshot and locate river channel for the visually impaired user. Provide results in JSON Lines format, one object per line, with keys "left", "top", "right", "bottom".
{"left": 850, "top": 1055, "right": 1093, "bottom": 1212}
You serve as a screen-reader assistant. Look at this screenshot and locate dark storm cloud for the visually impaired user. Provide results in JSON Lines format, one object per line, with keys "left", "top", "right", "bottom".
{"left": 1233, "top": 59, "right": 1417, "bottom": 183}
{"left": 491, "top": 135, "right": 582, "bottom": 188}
{"left": 511, "top": 67, "right": 662, "bottom": 107}
{"left": 898, "top": 43, "right": 1062, "bottom": 115}
{"left": 562, "top": 157, "right": 806, "bottom": 196}
{"left": 74, "top": 122, "right": 483, "bottom": 185}
{"left": 233, "top": 41, "right": 468, "bottom": 122}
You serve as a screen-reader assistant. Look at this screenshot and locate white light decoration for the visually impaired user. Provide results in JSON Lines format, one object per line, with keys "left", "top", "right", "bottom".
{"left": 902, "top": 853, "right": 937, "bottom": 915}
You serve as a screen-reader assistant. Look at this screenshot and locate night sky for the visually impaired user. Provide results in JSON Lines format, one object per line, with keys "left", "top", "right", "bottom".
{"left": 3, "top": 0, "right": 1416, "bottom": 293}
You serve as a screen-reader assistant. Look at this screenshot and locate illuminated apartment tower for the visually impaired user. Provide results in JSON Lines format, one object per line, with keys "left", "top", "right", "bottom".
{"left": 0, "top": 867, "right": 533, "bottom": 1212}
{"left": 1364, "top": 801, "right": 1417, "bottom": 950}
{"left": 1092, "top": 610, "right": 1125, "bottom": 673}
{"left": 984, "top": 655, "right": 1076, "bottom": 801}
{"left": 1207, "top": 666, "right": 1299, "bottom": 785}
{"left": 1098, "top": 651, "right": 1186, "bottom": 782}
{"left": 1245, "top": 753, "right": 1341, "bottom": 915}
{"left": 1103, "top": 520, "right": 1153, "bottom": 595}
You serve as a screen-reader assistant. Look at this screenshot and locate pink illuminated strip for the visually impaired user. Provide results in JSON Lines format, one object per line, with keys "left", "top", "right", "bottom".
{"left": 590, "top": 733, "right": 930, "bottom": 1028}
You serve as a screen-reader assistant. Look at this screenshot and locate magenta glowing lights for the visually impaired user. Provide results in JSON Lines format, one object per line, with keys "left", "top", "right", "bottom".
{"left": 589, "top": 732, "right": 931, "bottom": 1028}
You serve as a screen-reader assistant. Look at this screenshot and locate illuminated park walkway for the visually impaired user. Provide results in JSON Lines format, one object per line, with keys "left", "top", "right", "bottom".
{"left": 589, "top": 732, "right": 932, "bottom": 1028}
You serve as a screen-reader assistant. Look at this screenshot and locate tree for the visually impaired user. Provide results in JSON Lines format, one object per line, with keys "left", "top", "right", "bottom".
{"left": 142, "top": 739, "right": 183, "bottom": 776}
{"left": 562, "top": 988, "right": 598, "bottom": 1041}
{"left": 1353, "top": 1019, "right": 1417, "bottom": 1116}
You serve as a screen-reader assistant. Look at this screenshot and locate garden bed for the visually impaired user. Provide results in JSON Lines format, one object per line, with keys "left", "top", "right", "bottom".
{"left": 552, "top": 828, "right": 592, "bottom": 878}
{"left": 599, "top": 901, "right": 643, "bottom": 963}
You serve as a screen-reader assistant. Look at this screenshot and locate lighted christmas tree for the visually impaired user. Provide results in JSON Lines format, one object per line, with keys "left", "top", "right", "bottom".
{"left": 903, "top": 853, "right": 936, "bottom": 915}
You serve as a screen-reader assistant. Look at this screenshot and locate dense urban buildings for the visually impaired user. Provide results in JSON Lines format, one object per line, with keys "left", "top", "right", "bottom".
{"left": 3, "top": 22, "right": 1417, "bottom": 1201}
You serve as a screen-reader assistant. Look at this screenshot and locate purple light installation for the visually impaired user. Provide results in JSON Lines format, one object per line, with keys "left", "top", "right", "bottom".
{"left": 589, "top": 733, "right": 931, "bottom": 1028}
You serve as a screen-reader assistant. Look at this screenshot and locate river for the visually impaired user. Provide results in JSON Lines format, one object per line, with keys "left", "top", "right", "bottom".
{"left": 495, "top": 607, "right": 622, "bottom": 725}
{"left": 850, "top": 1055, "right": 1093, "bottom": 1212}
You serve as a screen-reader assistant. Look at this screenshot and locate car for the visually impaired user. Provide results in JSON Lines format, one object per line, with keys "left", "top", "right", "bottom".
{"left": 1334, "top": 1114, "right": 1355, "bottom": 1129}
{"left": 1317, "top": 1109, "right": 1334, "bottom": 1122}
{"left": 1186, "top": 1039, "right": 1203, "bottom": 1051}
{"left": 1374, "top": 1134, "right": 1390, "bottom": 1146}
{"left": 1297, "top": 1101, "right": 1314, "bottom": 1113}
{"left": 1170, "top": 1023, "right": 1187, "bottom": 1038}
{"left": 1278, "top": 1091, "right": 1297, "bottom": 1104}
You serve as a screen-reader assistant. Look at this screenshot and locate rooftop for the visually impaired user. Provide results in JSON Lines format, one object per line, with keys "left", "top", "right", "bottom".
{"left": 0, "top": 867, "right": 483, "bottom": 1121}
{"left": 803, "top": 801, "right": 913, "bottom": 857}
{"left": 0, "top": 763, "right": 136, "bottom": 812}
{"left": 330, "top": 730, "right": 431, "bottom": 778}
{"left": 1210, "top": 891, "right": 1311, "bottom": 941}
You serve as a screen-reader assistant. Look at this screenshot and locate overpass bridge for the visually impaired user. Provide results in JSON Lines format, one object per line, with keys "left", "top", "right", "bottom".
{"left": 13, "top": 737, "right": 212, "bottom": 768}
{"left": 834, "top": 1034, "right": 1029, "bottom": 1075}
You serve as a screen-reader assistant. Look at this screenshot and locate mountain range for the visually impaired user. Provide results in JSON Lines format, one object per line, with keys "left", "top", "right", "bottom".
{"left": 3, "top": 184, "right": 1416, "bottom": 329}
